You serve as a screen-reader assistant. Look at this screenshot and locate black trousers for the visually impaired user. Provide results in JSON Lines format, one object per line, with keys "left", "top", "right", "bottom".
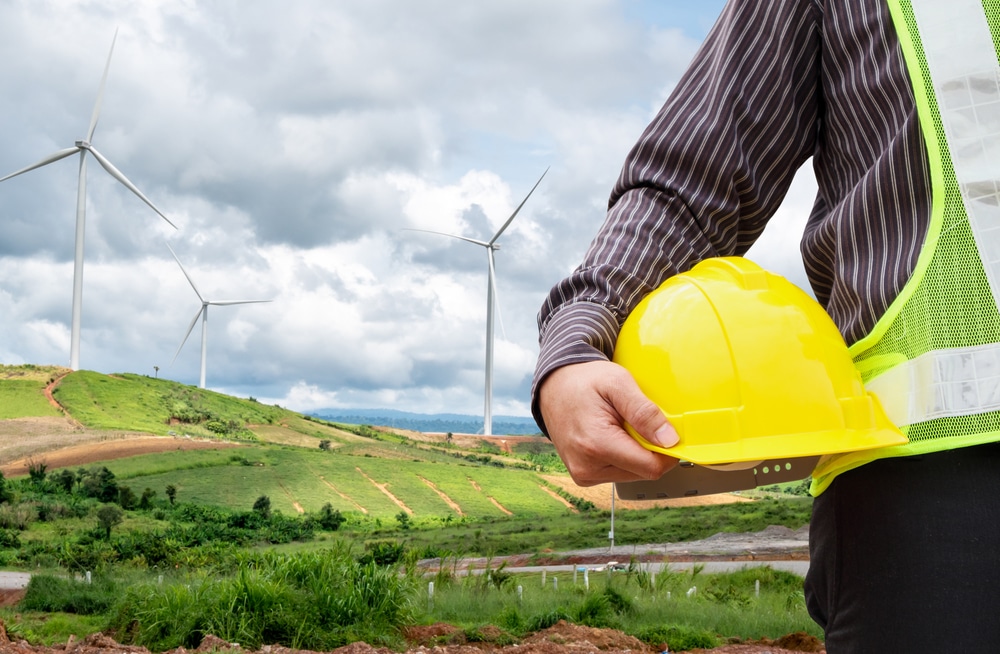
{"left": 805, "top": 442, "right": 1000, "bottom": 653}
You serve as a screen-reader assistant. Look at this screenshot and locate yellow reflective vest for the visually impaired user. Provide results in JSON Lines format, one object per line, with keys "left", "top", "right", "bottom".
{"left": 812, "top": 0, "right": 1000, "bottom": 493}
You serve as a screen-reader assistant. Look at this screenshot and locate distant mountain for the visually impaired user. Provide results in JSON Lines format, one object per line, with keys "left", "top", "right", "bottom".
{"left": 309, "top": 408, "right": 543, "bottom": 436}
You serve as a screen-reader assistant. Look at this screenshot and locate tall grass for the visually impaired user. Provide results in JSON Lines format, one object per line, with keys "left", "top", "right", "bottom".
{"left": 106, "top": 544, "right": 416, "bottom": 651}
{"left": 417, "top": 562, "right": 819, "bottom": 651}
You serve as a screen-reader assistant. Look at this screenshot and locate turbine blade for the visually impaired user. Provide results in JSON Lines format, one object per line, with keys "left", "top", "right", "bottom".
{"left": 489, "top": 167, "right": 549, "bottom": 245}
{"left": 171, "top": 306, "right": 204, "bottom": 365}
{"left": 87, "top": 28, "right": 118, "bottom": 142}
{"left": 88, "top": 145, "right": 177, "bottom": 229}
{"left": 402, "top": 227, "right": 489, "bottom": 248}
{"left": 165, "top": 243, "right": 204, "bottom": 301}
{"left": 488, "top": 249, "right": 507, "bottom": 340}
{"left": 0, "top": 147, "right": 81, "bottom": 183}
{"left": 207, "top": 299, "right": 273, "bottom": 306}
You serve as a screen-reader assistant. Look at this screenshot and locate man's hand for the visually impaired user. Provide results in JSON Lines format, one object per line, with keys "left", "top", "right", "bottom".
{"left": 539, "top": 360, "right": 679, "bottom": 486}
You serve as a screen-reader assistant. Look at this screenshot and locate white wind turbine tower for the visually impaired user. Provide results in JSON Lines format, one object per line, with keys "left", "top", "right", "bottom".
{"left": 167, "top": 245, "right": 272, "bottom": 390}
{"left": 407, "top": 168, "right": 548, "bottom": 436}
{"left": 0, "top": 30, "right": 176, "bottom": 371}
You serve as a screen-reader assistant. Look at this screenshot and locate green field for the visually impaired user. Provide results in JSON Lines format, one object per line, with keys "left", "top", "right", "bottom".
{"left": 102, "top": 446, "right": 572, "bottom": 520}
{"left": 0, "top": 380, "right": 62, "bottom": 419}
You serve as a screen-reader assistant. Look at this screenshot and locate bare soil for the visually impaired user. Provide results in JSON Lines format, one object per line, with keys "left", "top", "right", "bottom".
{"left": 0, "top": 428, "right": 240, "bottom": 477}
{"left": 0, "top": 619, "right": 825, "bottom": 654}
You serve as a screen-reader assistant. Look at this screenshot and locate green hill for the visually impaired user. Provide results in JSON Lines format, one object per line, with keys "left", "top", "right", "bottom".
{"left": 0, "top": 364, "right": 572, "bottom": 522}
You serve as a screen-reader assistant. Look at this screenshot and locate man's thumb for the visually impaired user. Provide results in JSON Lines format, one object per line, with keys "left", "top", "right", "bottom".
{"left": 612, "top": 376, "right": 679, "bottom": 450}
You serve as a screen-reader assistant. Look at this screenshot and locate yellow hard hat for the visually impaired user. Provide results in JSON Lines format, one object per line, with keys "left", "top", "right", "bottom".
{"left": 612, "top": 257, "right": 906, "bottom": 465}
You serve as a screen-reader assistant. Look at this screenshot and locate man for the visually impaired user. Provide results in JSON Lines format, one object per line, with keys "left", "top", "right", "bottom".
{"left": 533, "top": 0, "right": 1000, "bottom": 651}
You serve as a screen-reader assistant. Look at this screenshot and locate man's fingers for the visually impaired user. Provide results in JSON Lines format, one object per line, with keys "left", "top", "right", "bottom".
{"left": 540, "top": 361, "right": 680, "bottom": 485}
{"left": 603, "top": 365, "right": 680, "bottom": 450}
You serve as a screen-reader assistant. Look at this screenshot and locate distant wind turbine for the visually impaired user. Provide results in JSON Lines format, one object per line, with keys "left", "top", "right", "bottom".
{"left": 167, "top": 244, "right": 272, "bottom": 390}
{"left": 0, "top": 29, "right": 176, "bottom": 371}
{"left": 406, "top": 168, "right": 548, "bottom": 436}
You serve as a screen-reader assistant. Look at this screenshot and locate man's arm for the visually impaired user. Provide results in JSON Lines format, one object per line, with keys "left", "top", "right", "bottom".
{"left": 533, "top": 0, "right": 822, "bottom": 482}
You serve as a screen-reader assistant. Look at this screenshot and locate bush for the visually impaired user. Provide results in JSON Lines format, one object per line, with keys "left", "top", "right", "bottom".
{"left": 252, "top": 495, "right": 271, "bottom": 518}
{"left": 0, "top": 529, "right": 21, "bottom": 549}
{"left": 359, "top": 540, "right": 406, "bottom": 566}
{"left": 19, "top": 574, "right": 119, "bottom": 614}
{"left": 108, "top": 547, "right": 415, "bottom": 651}
{"left": 317, "top": 503, "right": 345, "bottom": 531}
{"left": 632, "top": 624, "right": 721, "bottom": 651}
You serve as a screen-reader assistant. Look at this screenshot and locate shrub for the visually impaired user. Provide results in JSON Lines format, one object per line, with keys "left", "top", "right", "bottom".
{"left": 0, "top": 529, "right": 21, "bottom": 549}
{"left": 52, "top": 469, "right": 76, "bottom": 493}
{"left": 0, "top": 503, "right": 35, "bottom": 530}
{"left": 19, "top": 574, "right": 119, "bottom": 615}
{"left": 139, "top": 488, "right": 156, "bottom": 510}
{"left": 118, "top": 485, "right": 138, "bottom": 510}
{"left": 632, "top": 625, "right": 721, "bottom": 651}
{"left": 252, "top": 495, "right": 271, "bottom": 518}
{"left": 108, "top": 547, "right": 415, "bottom": 651}
{"left": 359, "top": 540, "right": 406, "bottom": 566}
{"left": 317, "top": 503, "right": 345, "bottom": 531}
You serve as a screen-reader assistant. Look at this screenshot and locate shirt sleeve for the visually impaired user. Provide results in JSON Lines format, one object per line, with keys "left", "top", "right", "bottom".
{"left": 531, "top": 0, "right": 823, "bottom": 434}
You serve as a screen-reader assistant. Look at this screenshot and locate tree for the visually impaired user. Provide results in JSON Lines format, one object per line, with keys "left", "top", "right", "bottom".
{"left": 318, "top": 503, "right": 346, "bottom": 531}
{"left": 139, "top": 488, "right": 157, "bottom": 510}
{"left": 0, "top": 471, "right": 10, "bottom": 504}
{"left": 318, "top": 440, "right": 331, "bottom": 451}
{"left": 81, "top": 467, "right": 118, "bottom": 502}
{"left": 96, "top": 504, "right": 124, "bottom": 540}
{"left": 395, "top": 510, "right": 411, "bottom": 530}
{"left": 165, "top": 485, "right": 177, "bottom": 505}
{"left": 252, "top": 495, "right": 271, "bottom": 518}
{"left": 53, "top": 469, "right": 76, "bottom": 493}
{"left": 27, "top": 458, "right": 47, "bottom": 485}
{"left": 118, "top": 485, "right": 138, "bottom": 510}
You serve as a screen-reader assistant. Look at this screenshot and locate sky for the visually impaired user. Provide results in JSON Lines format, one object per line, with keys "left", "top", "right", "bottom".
{"left": 0, "top": 0, "right": 818, "bottom": 421}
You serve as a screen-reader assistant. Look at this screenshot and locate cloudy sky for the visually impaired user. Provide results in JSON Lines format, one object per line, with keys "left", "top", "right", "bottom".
{"left": 0, "top": 0, "right": 817, "bottom": 422}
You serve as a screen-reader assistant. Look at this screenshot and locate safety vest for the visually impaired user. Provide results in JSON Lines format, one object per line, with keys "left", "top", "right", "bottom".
{"left": 811, "top": 0, "right": 1000, "bottom": 494}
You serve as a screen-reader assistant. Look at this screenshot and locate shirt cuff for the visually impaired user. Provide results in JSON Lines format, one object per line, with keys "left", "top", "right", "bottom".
{"left": 530, "top": 301, "right": 623, "bottom": 435}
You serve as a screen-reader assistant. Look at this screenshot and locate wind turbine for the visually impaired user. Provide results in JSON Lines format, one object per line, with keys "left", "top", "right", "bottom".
{"left": 0, "top": 29, "right": 176, "bottom": 371}
{"left": 167, "top": 245, "right": 272, "bottom": 390}
{"left": 407, "top": 168, "right": 548, "bottom": 436}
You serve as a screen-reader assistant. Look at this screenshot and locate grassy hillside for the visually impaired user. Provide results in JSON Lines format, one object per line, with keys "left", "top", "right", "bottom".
{"left": 52, "top": 371, "right": 288, "bottom": 437}
{"left": 0, "top": 364, "right": 66, "bottom": 419}
{"left": 0, "top": 365, "right": 579, "bottom": 523}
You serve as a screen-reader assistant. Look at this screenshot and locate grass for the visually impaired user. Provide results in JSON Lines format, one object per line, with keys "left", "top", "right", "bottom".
{"left": 0, "top": 380, "right": 62, "bottom": 419}
{"left": 3, "top": 546, "right": 820, "bottom": 652}
{"left": 417, "top": 563, "right": 820, "bottom": 649}
{"left": 91, "top": 446, "right": 580, "bottom": 521}
{"left": 52, "top": 371, "right": 288, "bottom": 436}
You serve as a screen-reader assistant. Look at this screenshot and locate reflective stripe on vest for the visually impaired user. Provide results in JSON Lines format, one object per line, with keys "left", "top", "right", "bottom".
{"left": 811, "top": 0, "right": 1000, "bottom": 493}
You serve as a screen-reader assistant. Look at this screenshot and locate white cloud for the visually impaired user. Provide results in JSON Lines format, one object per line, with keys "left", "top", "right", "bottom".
{"left": 0, "top": 0, "right": 815, "bottom": 423}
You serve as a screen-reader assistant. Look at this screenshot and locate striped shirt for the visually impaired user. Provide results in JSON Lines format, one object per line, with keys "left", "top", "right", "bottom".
{"left": 532, "top": 0, "right": 930, "bottom": 432}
